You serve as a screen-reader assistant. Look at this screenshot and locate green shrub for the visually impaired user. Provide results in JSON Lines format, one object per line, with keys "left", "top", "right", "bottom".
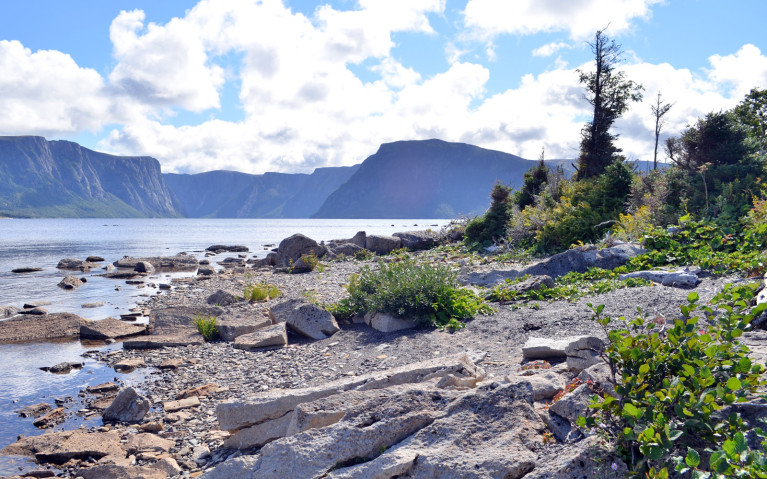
{"left": 579, "top": 285, "right": 767, "bottom": 477}
{"left": 193, "top": 314, "right": 219, "bottom": 341}
{"left": 243, "top": 283, "right": 281, "bottom": 302}
{"left": 330, "top": 258, "right": 492, "bottom": 329}
{"left": 465, "top": 183, "right": 513, "bottom": 246}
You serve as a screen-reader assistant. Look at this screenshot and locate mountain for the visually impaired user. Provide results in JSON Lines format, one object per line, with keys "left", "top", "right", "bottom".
{"left": 0, "top": 136, "right": 181, "bottom": 218}
{"left": 164, "top": 165, "right": 360, "bottom": 218}
{"left": 312, "top": 139, "right": 543, "bottom": 218}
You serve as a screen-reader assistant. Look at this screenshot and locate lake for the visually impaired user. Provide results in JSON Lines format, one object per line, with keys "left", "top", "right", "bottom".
{"left": 0, "top": 217, "right": 447, "bottom": 473}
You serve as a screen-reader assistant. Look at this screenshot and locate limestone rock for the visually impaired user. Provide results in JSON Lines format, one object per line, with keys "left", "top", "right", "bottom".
{"left": 206, "top": 289, "right": 239, "bottom": 307}
{"left": 113, "top": 255, "right": 198, "bottom": 272}
{"left": 393, "top": 230, "right": 438, "bottom": 250}
{"left": 364, "top": 234, "right": 402, "bottom": 255}
{"left": 549, "top": 383, "right": 593, "bottom": 425}
{"left": 11, "top": 267, "right": 42, "bottom": 273}
{"left": 506, "top": 370, "right": 565, "bottom": 401}
{"left": 133, "top": 261, "right": 155, "bottom": 274}
{"left": 0, "top": 430, "right": 125, "bottom": 465}
{"left": 363, "top": 312, "right": 418, "bottom": 333}
{"left": 620, "top": 269, "right": 701, "bottom": 288}
{"left": 103, "top": 387, "right": 151, "bottom": 423}
{"left": 0, "top": 305, "right": 19, "bottom": 318}
{"left": 523, "top": 437, "right": 628, "bottom": 479}
{"left": 114, "top": 358, "right": 146, "bottom": 373}
{"left": 33, "top": 407, "right": 66, "bottom": 428}
{"left": 57, "top": 275, "right": 85, "bottom": 290}
{"left": 197, "top": 265, "right": 216, "bottom": 276}
{"left": 325, "top": 242, "right": 363, "bottom": 258}
{"left": 523, "top": 243, "right": 645, "bottom": 279}
{"left": 269, "top": 299, "right": 339, "bottom": 340}
{"left": 217, "top": 312, "right": 273, "bottom": 341}
{"left": 122, "top": 333, "right": 203, "bottom": 349}
{"left": 234, "top": 323, "right": 288, "bottom": 351}
{"left": 274, "top": 234, "right": 325, "bottom": 267}
{"left": 80, "top": 317, "right": 146, "bottom": 340}
{"left": 15, "top": 402, "right": 52, "bottom": 418}
{"left": 0, "top": 312, "right": 83, "bottom": 343}
{"left": 164, "top": 396, "right": 200, "bottom": 412}
{"left": 78, "top": 464, "right": 166, "bottom": 479}
{"left": 564, "top": 336, "right": 604, "bottom": 371}
{"left": 125, "top": 433, "right": 175, "bottom": 454}
{"left": 57, "top": 258, "right": 98, "bottom": 271}
{"left": 176, "top": 383, "right": 220, "bottom": 400}
{"left": 206, "top": 245, "right": 249, "bottom": 254}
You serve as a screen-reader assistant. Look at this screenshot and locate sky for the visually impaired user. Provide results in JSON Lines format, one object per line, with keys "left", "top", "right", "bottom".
{"left": 0, "top": 0, "right": 765, "bottom": 175}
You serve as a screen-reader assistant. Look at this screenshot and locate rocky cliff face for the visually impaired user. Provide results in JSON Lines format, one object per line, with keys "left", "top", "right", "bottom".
{"left": 312, "top": 139, "right": 537, "bottom": 219}
{"left": 0, "top": 136, "right": 181, "bottom": 217}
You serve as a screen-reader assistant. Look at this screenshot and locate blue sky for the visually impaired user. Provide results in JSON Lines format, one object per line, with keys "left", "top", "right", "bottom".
{"left": 0, "top": 0, "right": 765, "bottom": 174}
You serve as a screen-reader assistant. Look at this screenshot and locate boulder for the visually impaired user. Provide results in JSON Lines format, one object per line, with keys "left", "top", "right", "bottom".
{"left": 86, "top": 256, "right": 105, "bottom": 262}
{"left": 18, "top": 307, "right": 48, "bottom": 315}
{"left": 363, "top": 312, "right": 418, "bottom": 333}
{"left": 486, "top": 274, "right": 556, "bottom": 293}
{"left": 86, "top": 382, "right": 120, "bottom": 394}
{"left": 114, "top": 358, "right": 146, "bottom": 373}
{"left": 549, "top": 383, "right": 594, "bottom": 427}
{"left": 274, "top": 234, "right": 325, "bottom": 267}
{"left": 364, "top": 234, "right": 402, "bottom": 255}
{"left": 522, "top": 335, "right": 603, "bottom": 366}
{"left": 325, "top": 242, "right": 364, "bottom": 258}
{"left": 133, "top": 261, "right": 155, "bottom": 274}
{"left": 619, "top": 269, "right": 700, "bottom": 288}
{"left": 289, "top": 255, "right": 314, "bottom": 273}
{"left": 57, "top": 275, "right": 85, "bottom": 290}
{"left": 80, "top": 317, "right": 146, "bottom": 340}
{"left": 40, "top": 361, "right": 82, "bottom": 374}
{"left": 11, "top": 267, "right": 42, "bottom": 273}
{"left": 33, "top": 407, "right": 66, "bottom": 428}
{"left": 103, "top": 387, "right": 151, "bottom": 423}
{"left": 393, "top": 230, "right": 438, "bottom": 250}
{"left": 56, "top": 258, "right": 98, "bottom": 271}
{"left": 0, "top": 430, "right": 125, "bottom": 465}
{"left": 15, "top": 402, "right": 52, "bottom": 418}
{"left": 349, "top": 231, "right": 366, "bottom": 248}
{"left": 197, "top": 265, "right": 216, "bottom": 276}
{"left": 0, "top": 312, "right": 84, "bottom": 343}
{"left": 505, "top": 370, "right": 566, "bottom": 401}
{"left": 148, "top": 306, "right": 223, "bottom": 335}
{"left": 207, "top": 289, "right": 239, "bottom": 306}
{"left": 269, "top": 299, "right": 339, "bottom": 340}
{"left": 234, "top": 323, "right": 288, "bottom": 351}
{"left": 113, "top": 254, "right": 198, "bottom": 271}
{"left": 564, "top": 336, "right": 605, "bottom": 371}
{"left": 522, "top": 243, "right": 645, "bottom": 278}
{"left": 217, "top": 313, "right": 272, "bottom": 341}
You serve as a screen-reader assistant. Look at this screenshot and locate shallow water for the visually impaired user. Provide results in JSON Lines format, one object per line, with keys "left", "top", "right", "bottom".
{"left": 0, "top": 218, "right": 447, "bottom": 471}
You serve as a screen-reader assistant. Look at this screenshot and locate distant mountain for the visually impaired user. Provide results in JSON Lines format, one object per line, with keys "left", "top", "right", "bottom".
{"left": 312, "top": 139, "right": 544, "bottom": 218}
{"left": 164, "top": 165, "right": 360, "bottom": 218}
{"left": 0, "top": 136, "right": 181, "bottom": 218}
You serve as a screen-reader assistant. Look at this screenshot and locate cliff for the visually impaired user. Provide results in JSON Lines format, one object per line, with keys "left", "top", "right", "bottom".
{"left": 0, "top": 136, "right": 181, "bottom": 218}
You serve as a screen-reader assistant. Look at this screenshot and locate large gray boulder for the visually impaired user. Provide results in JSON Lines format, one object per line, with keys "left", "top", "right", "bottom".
{"left": 619, "top": 269, "right": 700, "bottom": 288}
{"left": 274, "top": 234, "right": 325, "bottom": 267}
{"left": 57, "top": 258, "right": 98, "bottom": 271}
{"left": 233, "top": 323, "right": 287, "bottom": 351}
{"left": 393, "top": 230, "right": 439, "bottom": 250}
{"left": 103, "top": 387, "right": 150, "bottom": 423}
{"left": 269, "top": 299, "right": 339, "bottom": 340}
{"left": 207, "top": 289, "right": 240, "bottom": 307}
{"left": 58, "top": 275, "right": 85, "bottom": 290}
{"left": 364, "top": 235, "right": 402, "bottom": 255}
{"left": 522, "top": 243, "right": 645, "bottom": 278}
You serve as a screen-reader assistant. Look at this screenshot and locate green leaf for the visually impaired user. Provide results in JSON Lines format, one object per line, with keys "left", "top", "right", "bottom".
{"left": 685, "top": 447, "right": 701, "bottom": 467}
{"left": 668, "top": 429, "right": 684, "bottom": 441}
{"left": 623, "top": 403, "right": 641, "bottom": 418}
{"left": 639, "top": 363, "right": 650, "bottom": 375}
{"left": 726, "top": 376, "right": 742, "bottom": 391}
{"left": 733, "top": 431, "right": 748, "bottom": 454}
{"left": 688, "top": 292, "right": 699, "bottom": 303}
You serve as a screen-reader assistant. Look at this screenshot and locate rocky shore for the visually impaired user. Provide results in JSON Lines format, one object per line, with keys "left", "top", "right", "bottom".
{"left": 1, "top": 230, "right": 765, "bottom": 479}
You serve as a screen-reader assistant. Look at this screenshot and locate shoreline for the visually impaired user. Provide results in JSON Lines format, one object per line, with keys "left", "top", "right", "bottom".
{"left": 0, "top": 231, "right": 762, "bottom": 478}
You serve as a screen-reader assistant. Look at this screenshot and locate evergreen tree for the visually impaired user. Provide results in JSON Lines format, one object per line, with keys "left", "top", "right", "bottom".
{"left": 575, "top": 29, "right": 643, "bottom": 180}
{"left": 515, "top": 149, "right": 549, "bottom": 209}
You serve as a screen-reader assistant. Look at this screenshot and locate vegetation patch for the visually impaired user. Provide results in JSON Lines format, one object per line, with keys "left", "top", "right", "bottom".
{"left": 193, "top": 314, "right": 219, "bottom": 341}
{"left": 579, "top": 285, "right": 767, "bottom": 477}
{"left": 327, "top": 258, "right": 492, "bottom": 330}
{"left": 243, "top": 283, "right": 281, "bottom": 302}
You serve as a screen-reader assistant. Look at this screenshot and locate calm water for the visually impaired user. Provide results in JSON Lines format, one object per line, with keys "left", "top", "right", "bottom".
{"left": 0, "top": 218, "right": 446, "bottom": 473}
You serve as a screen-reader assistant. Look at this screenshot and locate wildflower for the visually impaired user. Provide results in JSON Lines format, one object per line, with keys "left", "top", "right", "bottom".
{"left": 611, "top": 462, "right": 618, "bottom": 471}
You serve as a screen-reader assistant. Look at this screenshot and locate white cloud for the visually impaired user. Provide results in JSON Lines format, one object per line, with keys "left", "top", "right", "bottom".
{"left": 0, "top": 40, "right": 110, "bottom": 136}
{"left": 532, "top": 41, "right": 572, "bottom": 57}
{"left": 463, "top": 0, "right": 662, "bottom": 40}
{"left": 708, "top": 44, "right": 767, "bottom": 98}
{"left": 109, "top": 9, "right": 225, "bottom": 112}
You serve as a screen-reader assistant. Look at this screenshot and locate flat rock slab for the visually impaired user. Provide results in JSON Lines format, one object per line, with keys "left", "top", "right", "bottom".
{"left": 164, "top": 396, "right": 200, "bottom": 413}
{"left": 148, "top": 306, "right": 223, "bottom": 335}
{"left": 522, "top": 335, "right": 603, "bottom": 361}
{"left": 114, "top": 358, "right": 146, "bottom": 373}
{"left": 113, "top": 255, "right": 198, "bottom": 271}
{"left": 80, "top": 317, "right": 146, "bottom": 340}
{"left": 217, "top": 352, "right": 485, "bottom": 432}
{"left": 11, "top": 267, "right": 42, "bottom": 273}
{"left": 78, "top": 464, "right": 167, "bottom": 479}
{"left": 234, "top": 323, "right": 287, "bottom": 351}
{"left": 1, "top": 430, "right": 125, "bottom": 465}
{"left": 217, "top": 312, "right": 272, "bottom": 341}
{"left": 176, "top": 383, "right": 220, "bottom": 400}
{"left": 0, "top": 313, "right": 85, "bottom": 343}
{"left": 123, "top": 333, "right": 203, "bottom": 350}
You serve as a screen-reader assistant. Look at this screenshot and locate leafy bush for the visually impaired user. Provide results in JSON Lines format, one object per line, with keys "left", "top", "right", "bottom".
{"left": 627, "top": 213, "right": 766, "bottom": 276}
{"left": 579, "top": 285, "right": 767, "bottom": 477}
{"left": 612, "top": 205, "right": 654, "bottom": 243}
{"left": 330, "top": 258, "right": 492, "bottom": 329}
{"left": 243, "top": 283, "right": 281, "bottom": 302}
{"left": 486, "top": 268, "right": 651, "bottom": 303}
{"left": 465, "top": 183, "right": 513, "bottom": 246}
{"left": 193, "top": 314, "right": 219, "bottom": 341}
